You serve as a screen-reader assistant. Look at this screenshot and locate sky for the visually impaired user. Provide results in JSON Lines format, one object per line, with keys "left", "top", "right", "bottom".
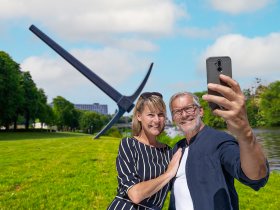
{"left": 1, "top": 0, "right": 280, "bottom": 118}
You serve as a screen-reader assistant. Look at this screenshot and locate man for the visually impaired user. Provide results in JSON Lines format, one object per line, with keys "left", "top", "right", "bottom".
{"left": 169, "top": 74, "right": 269, "bottom": 210}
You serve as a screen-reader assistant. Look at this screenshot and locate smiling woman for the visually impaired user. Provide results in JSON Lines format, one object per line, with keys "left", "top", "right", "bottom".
{"left": 107, "top": 92, "right": 182, "bottom": 210}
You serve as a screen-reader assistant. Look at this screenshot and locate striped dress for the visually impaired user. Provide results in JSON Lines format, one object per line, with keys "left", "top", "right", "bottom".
{"left": 107, "top": 137, "right": 173, "bottom": 210}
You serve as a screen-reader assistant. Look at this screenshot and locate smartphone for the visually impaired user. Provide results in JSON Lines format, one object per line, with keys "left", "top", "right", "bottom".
{"left": 206, "top": 56, "right": 232, "bottom": 110}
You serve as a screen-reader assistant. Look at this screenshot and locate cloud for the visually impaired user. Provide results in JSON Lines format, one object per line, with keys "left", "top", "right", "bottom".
{"left": 20, "top": 47, "right": 148, "bottom": 102}
{"left": 209, "top": 0, "right": 272, "bottom": 14}
{"left": 5, "top": 0, "right": 184, "bottom": 108}
{"left": 115, "top": 38, "right": 158, "bottom": 51}
{"left": 0, "top": 0, "right": 186, "bottom": 43}
{"left": 198, "top": 33, "right": 280, "bottom": 82}
{"left": 181, "top": 23, "right": 232, "bottom": 39}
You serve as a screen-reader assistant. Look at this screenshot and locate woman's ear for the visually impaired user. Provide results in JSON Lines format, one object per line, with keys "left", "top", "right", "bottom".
{"left": 136, "top": 111, "right": 142, "bottom": 122}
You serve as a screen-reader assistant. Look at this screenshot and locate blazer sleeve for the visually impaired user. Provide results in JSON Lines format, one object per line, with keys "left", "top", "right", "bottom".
{"left": 219, "top": 139, "right": 269, "bottom": 191}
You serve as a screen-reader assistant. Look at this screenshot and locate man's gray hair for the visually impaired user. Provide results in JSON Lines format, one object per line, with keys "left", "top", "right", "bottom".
{"left": 169, "top": 92, "right": 201, "bottom": 112}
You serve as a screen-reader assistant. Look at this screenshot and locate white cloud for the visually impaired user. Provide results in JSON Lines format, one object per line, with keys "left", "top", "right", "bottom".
{"left": 0, "top": 0, "right": 186, "bottom": 42}
{"left": 20, "top": 48, "right": 148, "bottom": 102}
{"left": 198, "top": 33, "right": 280, "bottom": 82}
{"left": 209, "top": 0, "right": 272, "bottom": 14}
{"left": 3, "top": 0, "right": 182, "bottom": 109}
{"left": 115, "top": 38, "right": 158, "bottom": 51}
{"left": 181, "top": 23, "right": 232, "bottom": 39}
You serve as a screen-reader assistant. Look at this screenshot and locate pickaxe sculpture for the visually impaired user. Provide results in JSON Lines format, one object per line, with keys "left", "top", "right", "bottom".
{"left": 29, "top": 25, "right": 153, "bottom": 139}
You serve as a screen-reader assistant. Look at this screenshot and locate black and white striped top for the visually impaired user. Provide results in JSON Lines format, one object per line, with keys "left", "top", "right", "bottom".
{"left": 108, "top": 137, "right": 173, "bottom": 210}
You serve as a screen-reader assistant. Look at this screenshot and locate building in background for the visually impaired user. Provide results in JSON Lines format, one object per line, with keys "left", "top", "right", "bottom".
{"left": 74, "top": 103, "right": 108, "bottom": 115}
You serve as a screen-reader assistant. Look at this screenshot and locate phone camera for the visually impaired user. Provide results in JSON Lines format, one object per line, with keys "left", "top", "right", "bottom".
{"left": 216, "top": 59, "right": 223, "bottom": 72}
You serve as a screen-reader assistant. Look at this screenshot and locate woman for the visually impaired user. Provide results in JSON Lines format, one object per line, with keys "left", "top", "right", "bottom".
{"left": 108, "top": 92, "right": 182, "bottom": 210}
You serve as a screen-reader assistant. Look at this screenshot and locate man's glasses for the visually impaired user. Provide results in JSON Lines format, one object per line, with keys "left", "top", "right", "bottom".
{"left": 172, "top": 104, "right": 198, "bottom": 117}
{"left": 140, "top": 92, "right": 163, "bottom": 99}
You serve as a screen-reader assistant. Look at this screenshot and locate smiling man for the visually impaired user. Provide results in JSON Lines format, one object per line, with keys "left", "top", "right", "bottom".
{"left": 168, "top": 75, "right": 269, "bottom": 210}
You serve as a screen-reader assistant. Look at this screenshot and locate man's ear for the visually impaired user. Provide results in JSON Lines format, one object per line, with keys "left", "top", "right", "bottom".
{"left": 171, "top": 115, "right": 176, "bottom": 123}
{"left": 199, "top": 107, "right": 204, "bottom": 118}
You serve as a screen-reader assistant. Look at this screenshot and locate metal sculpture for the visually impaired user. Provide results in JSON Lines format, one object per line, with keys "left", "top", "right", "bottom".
{"left": 29, "top": 25, "right": 153, "bottom": 139}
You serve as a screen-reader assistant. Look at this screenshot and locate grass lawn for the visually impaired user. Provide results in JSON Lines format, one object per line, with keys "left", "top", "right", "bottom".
{"left": 0, "top": 132, "right": 279, "bottom": 209}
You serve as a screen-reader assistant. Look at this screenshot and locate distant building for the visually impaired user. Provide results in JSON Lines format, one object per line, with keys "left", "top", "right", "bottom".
{"left": 74, "top": 103, "right": 108, "bottom": 115}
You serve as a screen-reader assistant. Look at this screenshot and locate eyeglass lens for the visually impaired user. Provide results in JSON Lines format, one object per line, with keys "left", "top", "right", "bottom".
{"left": 173, "top": 105, "right": 197, "bottom": 116}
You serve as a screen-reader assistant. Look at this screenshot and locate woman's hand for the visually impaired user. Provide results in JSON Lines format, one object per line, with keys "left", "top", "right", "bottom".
{"left": 128, "top": 148, "right": 182, "bottom": 204}
{"left": 166, "top": 148, "right": 182, "bottom": 178}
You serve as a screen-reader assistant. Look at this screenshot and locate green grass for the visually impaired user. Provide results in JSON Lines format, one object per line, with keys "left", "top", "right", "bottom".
{"left": 236, "top": 171, "right": 280, "bottom": 210}
{"left": 0, "top": 132, "right": 119, "bottom": 209}
{"left": 0, "top": 132, "right": 279, "bottom": 209}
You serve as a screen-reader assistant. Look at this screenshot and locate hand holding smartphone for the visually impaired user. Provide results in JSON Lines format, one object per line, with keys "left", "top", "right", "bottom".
{"left": 206, "top": 56, "right": 232, "bottom": 110}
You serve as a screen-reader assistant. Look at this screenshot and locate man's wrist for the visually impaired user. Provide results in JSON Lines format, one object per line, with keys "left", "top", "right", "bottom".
{"left": 236, "top": 126, "right": 255, "bottom": 144}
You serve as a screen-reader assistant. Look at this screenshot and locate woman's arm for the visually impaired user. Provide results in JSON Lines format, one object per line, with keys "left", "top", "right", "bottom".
{"left": 127, "top": 148, "right": 182, "bottom": 204}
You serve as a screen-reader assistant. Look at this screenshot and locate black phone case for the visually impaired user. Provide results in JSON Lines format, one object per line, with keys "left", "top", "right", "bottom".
{"left": 206, "top": 56, "right": 232, "bottom": 110}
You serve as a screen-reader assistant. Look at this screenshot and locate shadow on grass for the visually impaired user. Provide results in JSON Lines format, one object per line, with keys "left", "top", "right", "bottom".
{"left": 0, "top": 131, "right": 90, "bottom": 141}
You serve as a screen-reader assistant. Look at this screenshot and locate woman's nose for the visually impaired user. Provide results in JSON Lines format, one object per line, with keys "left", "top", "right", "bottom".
{"left": 154, "top": 114, "right": 160, "bottom": 122}
{"left": 153, "top": 115, "right": 160, "bottom": 122}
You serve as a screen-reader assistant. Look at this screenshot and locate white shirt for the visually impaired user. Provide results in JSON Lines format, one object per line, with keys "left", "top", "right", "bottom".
{"left": 174, "top": 147, "right": 194, "bottom": 210}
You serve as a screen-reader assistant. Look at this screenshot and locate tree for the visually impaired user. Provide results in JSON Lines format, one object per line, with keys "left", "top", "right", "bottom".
{"left": 21, "top": 71, "right": 40, "bottom": 129}
{"left": 259, "top": 81, "right": 280, "bottom": 126}
{"left": 0, "top": 51, "right": 24, "bottom": 130}
{"left": 244, "top": 78, "right": 269, "bottom": 127}
{"left": 194, "top": 91, "right": 226, "bottom": 129}
{"left": 36, "top": 88, "right": 54, "bottom": 128}
{"left": 52, "top": 96, "right": 79, "bottom": 131}
{"left": 245, "top": 98, "right": 260, "bottom": 127}
{"left": 79, "top": 111, "right": 106, "bottom": 134}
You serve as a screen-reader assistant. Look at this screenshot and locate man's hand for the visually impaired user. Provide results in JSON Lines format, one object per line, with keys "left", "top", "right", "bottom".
{"left": 202, "top": 74, "right": 268, "bottom": 179}
{"left": 202, "top": 74, "right": 251, "bottom": 139}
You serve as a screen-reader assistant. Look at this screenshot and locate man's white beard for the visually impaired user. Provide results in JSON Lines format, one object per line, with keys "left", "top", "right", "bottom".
{"left": 181, "top": 114, "right": 202, "bottom": 134}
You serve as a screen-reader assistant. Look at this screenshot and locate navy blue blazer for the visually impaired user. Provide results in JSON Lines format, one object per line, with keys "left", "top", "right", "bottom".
{"left": 169, "top": 126, "right": 269, "bottom": 210}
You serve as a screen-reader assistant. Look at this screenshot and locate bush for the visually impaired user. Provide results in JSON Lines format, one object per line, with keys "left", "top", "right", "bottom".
{"left": 158, "top": 131, "right": 184, "bottom": 147}
{"left": 104, "top": 127, "right": 122, "bottom": 138}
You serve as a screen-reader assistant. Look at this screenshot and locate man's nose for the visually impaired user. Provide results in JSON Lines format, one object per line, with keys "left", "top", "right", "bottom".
{"left": 181, "top": 109, "right": 190, "bottom": 117}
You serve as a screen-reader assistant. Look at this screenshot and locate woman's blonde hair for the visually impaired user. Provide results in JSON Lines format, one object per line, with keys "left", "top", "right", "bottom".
{"left": 132, "top": 92, "right": 166, "bottom": 136}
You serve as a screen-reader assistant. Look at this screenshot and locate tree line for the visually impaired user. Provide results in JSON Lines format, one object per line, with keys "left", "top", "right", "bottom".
{"left": 1, "top": 51, "right": 279, "bottom": 133}
{"left": 195, "top": 79, "right": 280, "bottom": 128}
{"left": 0, "top": 51, "right": 112, "bottom": 133}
